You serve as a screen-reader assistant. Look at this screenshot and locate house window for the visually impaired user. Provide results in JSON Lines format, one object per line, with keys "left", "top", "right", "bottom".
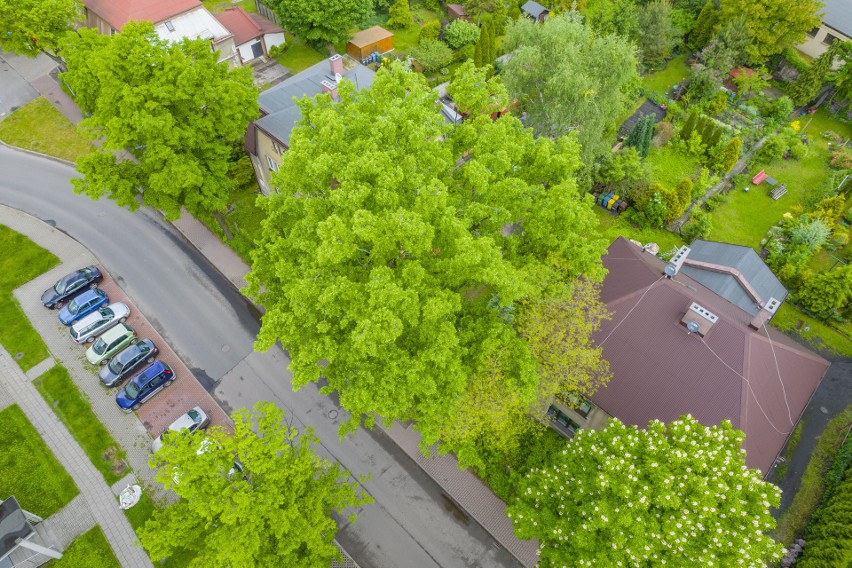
{"left": 272, "top": 141, "right": 283, "bottom": 154}
{"left": 806, "top": 27, "right": 820, "bottom": 38}
{"left": 266, "top": 155, "right": 278, "bottom": 172}
{"left": 165, "top": 21, "right": 175, "bottom": 32}
{"left": 559, "top": 393, "right": 593, "bottom": 418}
{"left": 547, "top": 406, "right": 581, "bottom": 438}
{"left": 823, "top": 33, "right": 839, "bottom": 46}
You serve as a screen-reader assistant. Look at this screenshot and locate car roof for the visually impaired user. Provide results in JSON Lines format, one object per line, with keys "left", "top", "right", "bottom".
{"left": 72, "top": 309, "right": 107, "bottom": 330}
{"left": 168, "top": 407, "right": 205, "bottom": 432}
{"left": 97, "top": 323, "right": 133, "bottom": 343}
{"left": 115, "top": 339, "right": 152, "bottom": 364}
{"left": 136, "top": 361, "right": 169, "bottom": 383}
{"left": 73, "top": 289, "right": 104, "bottom": 303}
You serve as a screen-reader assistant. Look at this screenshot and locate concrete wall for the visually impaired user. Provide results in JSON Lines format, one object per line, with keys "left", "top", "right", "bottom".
{"left": 798, "top": 25, "right": 851, "bottom": 60}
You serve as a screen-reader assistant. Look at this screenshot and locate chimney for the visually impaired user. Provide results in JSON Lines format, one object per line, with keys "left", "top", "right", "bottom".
{"left": 681, "top": 302, "right": 718, "bottom": 337}
{"left": 664, "top": 245, "right": 691, "bottom": 278}
{"left": 749, "top": 297, "right": 781, "bottom": 330}
{"left": 329, "top": 54, "right": 343, "bottom": 76}
{"left": 320, "top": 79, "right": 338, "bottom": 100}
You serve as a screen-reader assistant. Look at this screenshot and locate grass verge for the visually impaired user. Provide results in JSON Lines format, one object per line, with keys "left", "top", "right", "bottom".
{"left": 774, "top": 404, "right": 852, "bottom": 545}
{"left": 46, "top": 526, "right": 120, "bottom": 568}
{"left": 0, "top": 225, "right": 60, "bottom": 370}
{"left": 0, "top": 97, "right": 93, "bottom": 162}
{"left": 0, "top": 404, "right": 79, "bottom": 517}
{"left": 773, "top": 420, "right": 804, "bottom": 483}
{"left": 771, "top": 303, "right": 852, "bottom": 357}
{"left": 34, "top": 365, "right": 127, "bottom": 485}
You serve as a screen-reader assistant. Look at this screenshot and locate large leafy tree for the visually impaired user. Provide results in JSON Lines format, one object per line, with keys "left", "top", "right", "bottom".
{"left": 585, "top": 0, "right": 640, "bottom": 38}
{"left": 501, "top": 13, "right": 639, "bottom": 167}
{"left": 267, "top": 0, "right": 372, "bottom": 45}
{"left": 0, "top": 0, "right": 80, "bottom": 61}
{"left": 139, "top": 402, "right": 372, "bottom": 567}
{"left": 507, "top": 416, "right": 785, "bottom": 567}
{"left": 245, "top": 62, "right": 608, "bottom": 450}
{"left": 61, "top": 23, "right": 258, "bottom": 220}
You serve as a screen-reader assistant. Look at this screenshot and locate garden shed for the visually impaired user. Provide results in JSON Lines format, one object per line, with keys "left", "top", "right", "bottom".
{"left": 447, "top": 4, "right": 470, "bottom": 21}
{"left": 347, "top": 26, "right": 394, "bottom": 60}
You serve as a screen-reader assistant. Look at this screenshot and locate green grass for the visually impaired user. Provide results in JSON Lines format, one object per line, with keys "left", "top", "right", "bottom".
{"left": 645, "top": 144, "right": 702, "bottom": 189}
{"left": 0, "top": 404, "right": 78, "bottom": 517}
{"left": 771, "top": 303, "right": 852, "bottom": 357}
{"left": 774, "top": 405, "right": 852, "bottom": 545}
{"left": 642, "top": 54, "right": 690, "bottom": 94}
{"left": 0, "top": 224, "right": 60, "bottom": 370}
{"left": 0, "top": 97, "right": 93, "bottom": 162}
{"left": 201, "top": 0, "right": 256, "bottom": 13}
{"left": 275, "top": 33, "right": 326, "bottom": 74}
{"left": 45, "top": 526, "right": 120, "bottom": 568}
{"left": 34, "top": 366, "right": 127, "bottom": 485}
{"left": 594, "top": 208, "right": 685, "bottom": 253}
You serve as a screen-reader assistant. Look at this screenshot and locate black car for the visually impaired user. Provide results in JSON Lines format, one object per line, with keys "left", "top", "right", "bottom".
{"left": 99, "top": 339, "right": 158, "bottom": 387}
{"left": 41, "top": 266, "right": 103, "bottom": 309}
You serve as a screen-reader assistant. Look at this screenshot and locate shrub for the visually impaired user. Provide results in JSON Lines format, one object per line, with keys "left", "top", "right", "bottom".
{"left": 419, "top": 19, "right": 441, "bottom": 43}
{"left": 661, "top": 186, "right": 686, "bottom": 221}
{"left": 830, "top": 150, "right": 852, "bottom": 170}
{"left": 822, "top": 130, "right": 844, "bottom": 144}
{"left": 387, "top": 0, "right": 412, "bottom": 29}
{"left": 651, "top": 121, "right": 674, "bottom": 148}
{"left": 704, "top": 192, "right": 728, "bottom": 211}
{"left": 814, "top": 195, "right": 847, "bottom": 223}
{"left": 830, "top": 226, "right": 850, "bottom": 248}
{"left": 630, "top": 186, "right": 669, "bottom": 229}
{"left": 680, "top": 110, "right": 698, "bottom": 141}
{"left": 718, "top": 137, "right": 741, "bottom": 172}
{"left": 789, "top": 218, "right": 832, "bottom": 252}
{"left": 444, "top": 20, "right": 480, "bottom": 49}
{"left": 682, "top": 209, "right": 712, "bottom": 241}
{"left": 845, "top": 207, "right": 852, "bottom": 224}
{"left": 755, "top": 134, "right": 786, "bottom": 163}
{"left": 707, "top": 92, "right": 728, "bottom": 115}
{"left": 675, "top": 177, "right": 694, "bottom": 208}
{"left": 760, "top": 95, "right": 794, "bottom": 124}
{"left": 413, "top": 39, "right": 453, "bottom": 72}
{"left": 787, "top": 139, "right": 809, "bottom": 160}
{"left": 424, "top": 0, "right": 440, "bottom": 9}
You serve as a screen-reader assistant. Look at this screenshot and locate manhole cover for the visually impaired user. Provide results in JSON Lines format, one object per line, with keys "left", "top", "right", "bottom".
{"left": 327, "top": 409, "right": 338, "bottom": 420}
{"left": 221, "top": 344, "right": 230, "bottom": 353}
{"left": 14, "top": 352, "right": 23, "bottom": 360}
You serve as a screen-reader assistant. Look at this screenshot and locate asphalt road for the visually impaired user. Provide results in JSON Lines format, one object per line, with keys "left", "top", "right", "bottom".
{"left": 0, "top": 145, "right": 523, "bottom": 568}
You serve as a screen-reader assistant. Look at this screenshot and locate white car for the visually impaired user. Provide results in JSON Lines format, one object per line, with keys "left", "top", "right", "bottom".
{"left": 69, "top": 302, "right": 130, "bottom": 344}
{"left": 151, "top": 407, "right": 210, "bottom": 453}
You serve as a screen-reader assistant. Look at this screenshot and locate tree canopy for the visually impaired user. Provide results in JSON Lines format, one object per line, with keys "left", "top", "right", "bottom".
{"left": 61, "top": 22, "right": 258, "bottom": 220}
{"left": 501, "top": 13, "right": 639, "bottom": 168}
{"left": 507, "top": 416, "right": 785, "bottom": 567}
{"left": 139, "top": 402, "right": 372, "bottom": 567}
{"left": 717, "top": 0, "right": 822, "bottom": 63}
{"left": 267, "top": 0, "right": 372, "bottom": 45}
{"left": 0, "top": 0, "right": 80, "bottom": 59}
{"left": 245, "top": 62, "right": 609, "bottom": 454}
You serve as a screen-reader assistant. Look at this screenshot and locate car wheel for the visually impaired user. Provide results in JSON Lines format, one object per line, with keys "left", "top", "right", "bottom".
{"left": 164, "top": 379, "right": 173, "bottom": 387}
{"left": 86, "top": 336, "right": 95, "bottom": 343}
{"left": 119, "top": 317, "right": 127, "bottom": 323}
{"left": 130, "top": 338, "right": 138, "bottom": 345}
{"left": 89, "top": 282, "right": 98, "bottom": 289}
{"left": 132, "top": 403, "right": 141, "bottom": 411}
{"left": 46, "top": 303, "right": 55, "bottom": 310}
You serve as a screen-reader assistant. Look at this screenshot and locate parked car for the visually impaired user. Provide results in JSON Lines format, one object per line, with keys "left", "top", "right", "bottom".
{"left": 150, "top": 407, "right": 210, "bottom": 453}
{"left": 57, "top": 289, "right": 109, "bottom": 326}
{"left": 115, "top": 361, "right": 174, "bottom": 412}
{"left": 99, "top": 339, "right": 158, "bottom": 387}
{"left": 85, "top": 324, "right": 137, "bottom": 365}
{"left": 69, "top": 302, "right": 130, "bottom": 344}
{"left": 41, "top": 266, "right": 102, "bottom": 309}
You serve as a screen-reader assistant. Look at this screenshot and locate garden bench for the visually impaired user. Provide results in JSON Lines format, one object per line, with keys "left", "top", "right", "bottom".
{"left": 770, "top": 184, "right": 787, "bottom": 200}
{"left": 752, "top": 170, "right": 768, "bottom": 184}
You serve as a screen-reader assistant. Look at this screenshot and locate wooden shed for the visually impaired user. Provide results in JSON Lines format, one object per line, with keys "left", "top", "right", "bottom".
{"left": 447, "top": 4, "right": 470, "bottom": 21}
{"left": 347, "top": 26, "right": 394, "bottom": 60}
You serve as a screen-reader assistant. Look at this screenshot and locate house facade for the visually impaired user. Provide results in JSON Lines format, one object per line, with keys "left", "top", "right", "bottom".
{"left": 548, "top": 238, "right": 829, "bottom": 477}
{"left": 215, "top": 7, "right": 284, "bottom": 66}
{"left": 797, "top": 0, "right": 852, "bottom": 60}
{"left": 81, "top": 0, "right": 238, "bottom": 65}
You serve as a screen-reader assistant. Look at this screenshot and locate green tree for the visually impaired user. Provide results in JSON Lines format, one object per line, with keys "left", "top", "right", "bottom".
{"left": 267, "top": 0, "right": 372, "bottom": 44}
{"left": 790, "top": 49, "right": 835, "bottom": 106}
{"left": 61, "top": 23, "right": 259, "bottom": 220}
{"left": 420, "top": 19, "right": 441, "bottom": 43}
{"left": 682, "top": 208, "right": 712, "bottom": 240}
{"left": 501, "top": 12, "right": 640, "bottom": 166}
{"left": 585, "top": 0, "right": 640, "bottom": 38}
{"left": 0, "top": 0, "right": 80, "bottom": 61}
{"left": 473, "top": 34, "right": 484, "bottom": 67}
{"left": 797, "top": 265, "right": 852, "bottom": 320}
{"left": 626, "top": 114, "right": 655, "bottom": 158}
{"left": 139, "top": 402, "right": 373, "bottom": 567}
{"left": 413, "top": 39, "right": 453, "bottom": 72}
{"left": 388, "top": 0, "right": 413, "bottom": 29}
{"left": 734, "top": 66, "right": 769, "bottom": 100}
{"left": 630, "top": 188, "right": 669, "bottom": 228}
{"left": 507, "top": 416, "right": 785, "bottom": 567}
{"left": 245, "top": 63, "right": 608, "bottom": 446}
{"left": 447, "top": 60, "right": 508, "bottom": 116}
{"left": 718, "top": 0, "right": 822, "bottom": 63}
{"left": 675, "top": 177, "right": 694, "bottom": 209}
{"left": 687, "top": 0, "right": 720, "bottom": 51}
{"left": 680, "top": 110, "right": 699, "bottom": 141}
{"left": 718, "top": 136, "right": 741, "bottom": 172}
{"left": 444, "top": 19, "right": 481, "bottom": 48}
{"left": 636, "top": 0, "right": 681, "bottom": 69}
{"left": 463, "top": 0, "right": 501, "bottom": 24}
{"left": 830, "top": 41, "right": 852, "bottom": 104}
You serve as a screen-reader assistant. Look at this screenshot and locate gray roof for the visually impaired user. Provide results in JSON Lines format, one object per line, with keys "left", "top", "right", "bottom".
{"left": 680, "top": 240, "right": 787, "bottom": 316}
{"left": 520, "top": 0, "right": 548, "bottom": 18}
{"left": 255, "top": 57, "right": 375, "bottom": 146}
{"left": 822, "top": 0, "right": 852, "bottom": 38}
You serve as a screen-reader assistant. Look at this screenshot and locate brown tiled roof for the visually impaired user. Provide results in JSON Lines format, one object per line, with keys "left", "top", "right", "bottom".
{"left": 83, "top": 0, "right": 201, "bottom": 29}
{"left": 348, "top": 25, "right": 393, "bottom": 48}
{"left": 447, "top": 3, "right": 466, "bottom": 16}
{"left": 591, "top": 237, "right": 829, "bottom": 475}
{"left": 215, "top": 7, "right": 281, "bottom": 46}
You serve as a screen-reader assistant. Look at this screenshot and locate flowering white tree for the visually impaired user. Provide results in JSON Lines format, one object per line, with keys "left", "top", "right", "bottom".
{"left": 507, "top": 416, "right": 784, "bottom": 567}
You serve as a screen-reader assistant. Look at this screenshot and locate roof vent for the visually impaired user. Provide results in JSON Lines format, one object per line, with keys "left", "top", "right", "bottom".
{"left": 664, "top": 246, "right": 691, "bottom": 278}
{"left": 749, "top": 296, "right": 782, "bottom": 329}
{"left": 764, "top": 296, "right": 781, "bottom": 314}
{"left": 681, "top": 301, "right": 717, "bottom": 337}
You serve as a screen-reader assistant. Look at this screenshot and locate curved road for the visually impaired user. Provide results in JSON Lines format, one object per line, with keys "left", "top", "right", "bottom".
{"left": 0, "top": 145, "right": 522, "bottom": 568}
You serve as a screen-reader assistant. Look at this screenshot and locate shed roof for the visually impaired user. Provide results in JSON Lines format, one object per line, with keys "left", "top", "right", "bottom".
{"left": 728, "top": 66, "right": 756, "bottom": 80}
{"left": 215, "top": 7, "right": 281, "bottom": 46}
{"left": 681, "top": 240, "right": 787, "bottom": 316}
{"left": 348, "top": 25, "right": 393, "bottom": 48}
{"left": 83, "top": 0, "right": 200, "bottom": 29}
{"left": 590, "top": 237, "right": 829, "bottom": 475}
{"left": 447, "top": 4, "right": 466, "bottom": 16}
{"left": 520, "top": 0, "right": 548, "bottom": 18}
{"left": 821, "top": 0, "right": 852, "bottom": 38}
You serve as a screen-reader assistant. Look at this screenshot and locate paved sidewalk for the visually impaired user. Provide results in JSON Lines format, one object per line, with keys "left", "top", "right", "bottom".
{"left": 0, "top": 346, "right": 152, "bottom": 567}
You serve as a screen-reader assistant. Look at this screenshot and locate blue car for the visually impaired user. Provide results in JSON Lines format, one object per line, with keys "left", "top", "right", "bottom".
{"left": 57, "top": 289, "right": 109, "bottom": 326}
{"left": 116, "top": 361, "right": 174, "bottom": 412}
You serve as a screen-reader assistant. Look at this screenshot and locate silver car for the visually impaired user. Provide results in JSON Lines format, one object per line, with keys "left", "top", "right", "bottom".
{"left": 151, "top": 407, "right": 210, "bottom": 453}
{"left": 69, "top": 302, "right": 130, "bottom": 344}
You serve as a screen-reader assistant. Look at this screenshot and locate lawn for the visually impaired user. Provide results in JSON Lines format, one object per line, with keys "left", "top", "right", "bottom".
{"left": 771, "top": 303, "right": 852, "bottom": 357}
{"left": 642, "top": 54, "right": 689, "bottom": 94}
{"left": 0, "top": 224, "right": 60, "bottom": 371}
{"left": 201, "top": 0, "right": 255, "bottom": 13}
{"left": 0, "top": 97, "right": 93, "bottom": 162}
{"left": 45, "top": 526, "right": 120, "bottom": 568}
{"left": 645, "top": 144, "right": 702, "bottom": 189}
{"left": 0, "top": 404, "right": 78, "bottom": 517}
{"left": 275, "top": 33, "right": 327, "bottom": 74}
{"left": 34, "top": 366, "right": 127, "bottom": 485}
{"left": 594, "top": 208, "right": 685, "bottom": 253}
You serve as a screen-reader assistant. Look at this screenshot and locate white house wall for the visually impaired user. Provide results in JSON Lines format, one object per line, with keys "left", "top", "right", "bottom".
{"left": 236, "top": 40, "right": 260, "bottom": 62}
{"left": 798, "top": 25, "right": 851, "bottom": 60}
{"left": 264, "top": 32, "right": 285, "bottom": 51}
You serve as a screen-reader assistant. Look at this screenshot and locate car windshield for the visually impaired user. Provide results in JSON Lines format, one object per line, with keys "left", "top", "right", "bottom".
{"left": 187, "top": 409, "right": 200, "bottom": 423}
{"left": 108, "top": 356, "right": 126, "bottom": 373}
{"left": 124, "top": 380, "right": 140, "bottom": 399}
{"left": 99, "top": 307, "right": 113, "bottom": 319}
{"left": 53, "top": 277, "right": 70, "bottom": 294}
{"left": 92, "top": 337, "right": 107, "bottom": 355}
{"left": 67, "top": 299, "right": 80, "bottom": 314}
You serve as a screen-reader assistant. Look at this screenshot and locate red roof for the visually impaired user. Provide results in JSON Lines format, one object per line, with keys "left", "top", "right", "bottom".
{"left": 590, "top": 238, "right": 829, "bottom": 475}
{"left": 728, "top": 66, "right": 757, "bottom": 80}
{"left": 83, "top": 0, "right": 201, "bottom": 29}
{"left": 215, "top": 7, "right": 282, "bottom": 46}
